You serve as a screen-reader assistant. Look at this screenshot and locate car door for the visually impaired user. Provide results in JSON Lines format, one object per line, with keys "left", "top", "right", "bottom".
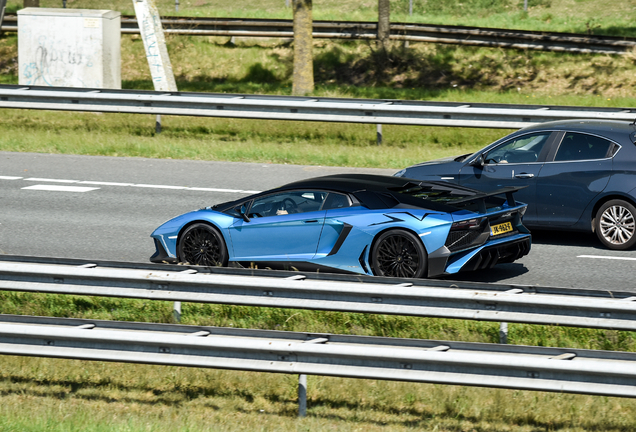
{"left": 534, "top": 131, "right": 615, "bottom": 227}
{"left": 228, "top": 190, "right": 328, "bottom": 262}
{"left": 458, "top": 131, "right": 557, "bottom": 225}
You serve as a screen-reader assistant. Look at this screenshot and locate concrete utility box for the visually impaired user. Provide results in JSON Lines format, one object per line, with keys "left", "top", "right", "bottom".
{"left": 18, "top": 8, "right": 121, "bottom": 88}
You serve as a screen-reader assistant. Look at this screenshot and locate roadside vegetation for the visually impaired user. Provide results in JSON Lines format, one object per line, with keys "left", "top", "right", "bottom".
{"left": 5, "top": 0, "right": 636, "bottom": 36}
{"left": 1, "top": 0, "right": 636, "bottom": 168}
{"left": 2, "top": 292, "right": 636, "bottom": 432}
{"left": 1, "top": 0, "right": 636, "bottom": 430}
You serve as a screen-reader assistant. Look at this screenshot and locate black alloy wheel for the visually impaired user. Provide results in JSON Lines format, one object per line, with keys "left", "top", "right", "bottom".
{"left": 595, "top": 200, "right": 636, "bottom": 250}
{"left": 371, "top": 229, "right": 427, "bottom": 278}
{"left": 178, "top": 223, "right": 228, "bottom": 266}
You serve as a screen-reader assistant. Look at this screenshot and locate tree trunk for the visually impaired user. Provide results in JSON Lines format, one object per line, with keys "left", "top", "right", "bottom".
{"left": 0, "top": 0, "right": 6, "bottom": 37}
{"left": 377, "top": 0, "right": 390, "bottom": 51}
{"left": 292, "top": 0, "right": 314, "bottom": 96}
{"left": 23, "top": 0, "right": 39, "bottom": 6}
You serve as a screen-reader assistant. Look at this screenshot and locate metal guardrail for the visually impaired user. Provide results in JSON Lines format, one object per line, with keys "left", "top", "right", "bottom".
{"left": 0, "top": 253, "right": 619, "bottom": 296}
{"left": 2, "top": 313, "right": 636, "bottom": 398}
{"left": 1, "top": 85, "right": 635, "bottom": 129}
{"left": 2, "top": 260, "right": 636, "bottom": 331}
{"left": 2, "top": 14, "right": 635, "bottom": 55}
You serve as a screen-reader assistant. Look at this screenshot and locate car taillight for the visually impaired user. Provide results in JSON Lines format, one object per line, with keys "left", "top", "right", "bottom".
{"left": 451, "top": 218, "right": 486, "bottom": 231}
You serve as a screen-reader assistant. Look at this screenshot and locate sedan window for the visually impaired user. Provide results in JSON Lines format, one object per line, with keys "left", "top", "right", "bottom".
{"left": 554, "top": 132, "right": 613, "bottom": 161}
{"left": 248, "top": 191, "right": 328, "bottom": 218}
{"left": 484, "top": 132, "right": 551, "bottom": 164}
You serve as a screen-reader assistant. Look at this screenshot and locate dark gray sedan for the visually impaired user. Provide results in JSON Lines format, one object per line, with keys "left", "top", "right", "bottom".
{"left": 395, "top": 120, "right": 636, "bottom": 250}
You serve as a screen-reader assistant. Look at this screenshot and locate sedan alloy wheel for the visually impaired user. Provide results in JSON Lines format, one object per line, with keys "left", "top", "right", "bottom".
{"left": 595, "top": 200, "right": 636, "bottom": 250}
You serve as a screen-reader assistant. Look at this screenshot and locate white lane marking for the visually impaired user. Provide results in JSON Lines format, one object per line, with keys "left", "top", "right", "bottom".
{"left": 133, "top": 184, "right": 187, "bottom": 190}
{"left": 22, "top": 185, "right": 100, "bottom": 192}
{"left": 24, "top": 177, "right": 78, "bottom": 183}
{"left": 2, "top": 176, "right": 261, "bottom": 194}
{"left": 578, "top": 255, "right": 636, "bottom": 261}
{"left": 78, "top": 181, "right": 134, "bottom": 186}
{"left": 189, "top": 187, "right": 243, "bottom": 193}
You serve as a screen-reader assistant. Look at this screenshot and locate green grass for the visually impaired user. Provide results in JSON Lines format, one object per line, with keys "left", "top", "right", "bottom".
{"left": 1, "top": 31, "right": 636, "bottom": 168}
{"left": 0, "top": 108, "right": 505, "bottom": 168}
{"left": 2, "top": 357, "right": 636, "bottom": 432}
{"left": 2, "top": 292, "right": 636, "bottom": 431}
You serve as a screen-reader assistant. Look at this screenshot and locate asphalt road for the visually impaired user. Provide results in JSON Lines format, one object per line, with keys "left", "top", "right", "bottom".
{"left": 1, "top": 151, "right": 634, "bottom": 291}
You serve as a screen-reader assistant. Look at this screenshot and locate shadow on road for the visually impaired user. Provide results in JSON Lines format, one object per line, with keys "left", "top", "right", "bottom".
{"left": 443, "top": 230, "right": 604, "bottom": 284}
{"left": 443, "top": 263, "right": 529, "bottom": 284}
{"left": 528, "top": 229, "right": 603, "bottom": 249}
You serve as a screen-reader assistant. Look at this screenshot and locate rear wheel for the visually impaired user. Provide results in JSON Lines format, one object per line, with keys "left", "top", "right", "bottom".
{"left": 595, "top": 200, "right": 636, "bottom": 250}
{"left": 178, "top": 223, "right": 228, "bottom": 266}
{"left": 371, "top": 229, "right": 427, "bottom": 278}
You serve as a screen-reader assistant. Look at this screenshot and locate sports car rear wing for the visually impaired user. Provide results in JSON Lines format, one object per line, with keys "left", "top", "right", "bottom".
{"left": 441, "top": 185, "right": 527, "bottom": 213}
{"left": 376, "top": 181, "right": 528, "bottom": 213}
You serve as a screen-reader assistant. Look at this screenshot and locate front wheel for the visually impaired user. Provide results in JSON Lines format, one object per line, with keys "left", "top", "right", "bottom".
{"left": 595, "top": 200, "right": 636, "bottom": 250}
{"left": 178, "top": 223, "right": 228, "bottom": 266}
{"left": 371, "top": 229, "right": 427, "bottom": 278}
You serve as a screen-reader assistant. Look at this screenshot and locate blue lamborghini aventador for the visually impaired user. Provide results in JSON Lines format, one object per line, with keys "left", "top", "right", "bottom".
{"left": 150, "top": 174, "right": 531, "bottom": 278}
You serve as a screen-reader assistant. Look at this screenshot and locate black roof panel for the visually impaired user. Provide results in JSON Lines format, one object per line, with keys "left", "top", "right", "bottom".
{"left": 276, "top": 173, "right": 423, "bottom": 193}
{"left": 214, "top": 174, "right": 520, "bottom": 213}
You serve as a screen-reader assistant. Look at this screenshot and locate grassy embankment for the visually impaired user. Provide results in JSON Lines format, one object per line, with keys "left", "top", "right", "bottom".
{"left": 1, "top": 0, "right": 636, "bottom": 168}
{"left": 1, "top": 0, "right": 636, "bottom": 430}
{"left": 2, "top": 293, "right": 636, "bottom": 432}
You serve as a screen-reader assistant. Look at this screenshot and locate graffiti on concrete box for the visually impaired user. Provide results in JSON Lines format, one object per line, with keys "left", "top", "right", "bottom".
{"left": 22, "top": 36, "right": 96, "bottom": 87}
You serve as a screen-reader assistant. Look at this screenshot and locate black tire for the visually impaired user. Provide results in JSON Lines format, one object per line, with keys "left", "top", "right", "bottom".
{"left": 371, "top": 229, "right": 427, "bottom": 278}
{"left": 178, "top": 223, "right": 228, "bottom": 266}
{"left": 595, "top": 200, "right": 636, "bottom": 250}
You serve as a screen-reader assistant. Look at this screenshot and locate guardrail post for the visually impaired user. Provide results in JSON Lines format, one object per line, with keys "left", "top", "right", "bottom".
{"left": 298, "top": 374, "right": 307, "bottom": 417}
{"left": 156, "top": 115, "right": 162, "bottom": 134}
{"left": 173, "top": 301, "right": 181, "bottom": 323}
{"left": 175, "top": 0, "right": 179, "bottom": 12}
{"left": 499, "top": 322, "right": 508, "bottom": 344}
{"left": 376, "top": 124, "right": 382, "bottom": 146}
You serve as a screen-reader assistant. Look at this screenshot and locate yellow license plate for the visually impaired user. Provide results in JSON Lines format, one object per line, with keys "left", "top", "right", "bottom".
{"left": 490, "top": 222, "right": 513, "bottom": 236}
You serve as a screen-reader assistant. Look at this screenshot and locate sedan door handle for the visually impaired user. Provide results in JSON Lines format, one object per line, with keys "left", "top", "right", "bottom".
{"left": 515, "top": 173, "right": 535, "bottom": 179}
{"left": 303, "top": 220, "right": 319, "bottom": 223}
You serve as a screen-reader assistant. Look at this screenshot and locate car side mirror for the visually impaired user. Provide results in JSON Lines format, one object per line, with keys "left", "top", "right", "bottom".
{"left": 470, "top": 153, "right": 485, "bottom": 169}
{"left": 236, "top": 205, "right": 250, "bottom": 222}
